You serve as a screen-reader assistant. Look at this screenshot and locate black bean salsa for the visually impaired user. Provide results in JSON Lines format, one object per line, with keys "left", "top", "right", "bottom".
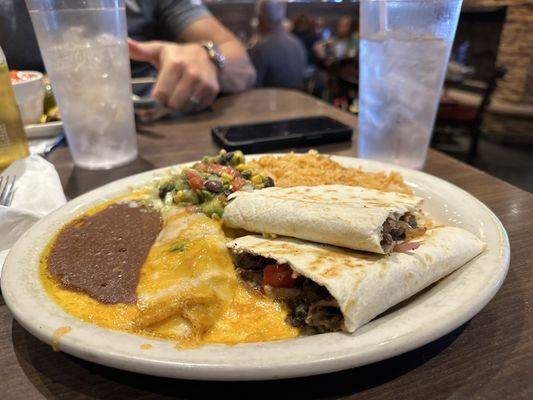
{"left": 156, "top": 150, "right": 274, "bottom": 218}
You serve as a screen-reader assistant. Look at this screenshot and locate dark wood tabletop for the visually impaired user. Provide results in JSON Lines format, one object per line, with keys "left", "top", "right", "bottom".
{"left": 1, "top": 89, "right": 532, "bottom": 399}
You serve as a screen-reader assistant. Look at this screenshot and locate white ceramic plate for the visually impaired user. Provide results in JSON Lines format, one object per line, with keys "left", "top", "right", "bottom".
{"left": 24, "top": 121, "right": 63, "bottom": 139}
{"left": 1, "top": 155, "right": 509, "bottom": 381}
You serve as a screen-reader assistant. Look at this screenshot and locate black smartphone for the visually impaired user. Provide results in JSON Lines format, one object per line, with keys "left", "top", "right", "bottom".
{"left": 211, "top": 116, "right": 353, "bottom": 153}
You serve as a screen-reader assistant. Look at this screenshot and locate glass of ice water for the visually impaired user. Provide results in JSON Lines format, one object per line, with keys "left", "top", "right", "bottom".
{"left": 26, "top": 0, "right": 137, "bottom": 170}
{"left": 358, "top": 0, "right": 462, "bottom": 169}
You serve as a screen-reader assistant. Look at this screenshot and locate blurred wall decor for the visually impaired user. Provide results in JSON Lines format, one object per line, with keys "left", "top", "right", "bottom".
{"left": 477, "top": 0, "right": 533, "bottom": 144}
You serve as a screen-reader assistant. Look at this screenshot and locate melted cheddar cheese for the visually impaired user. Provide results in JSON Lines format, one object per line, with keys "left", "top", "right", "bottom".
{"left": 40, "top": 199, "right": 298, "bottom": 348}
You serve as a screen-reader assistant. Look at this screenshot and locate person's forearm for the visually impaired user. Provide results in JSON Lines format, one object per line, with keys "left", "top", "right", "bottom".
{"left": 176, "top": 17, "right": 256, "bottom": 93}
{"left": 217, "top": 41, "right": 256, "bottom": 93}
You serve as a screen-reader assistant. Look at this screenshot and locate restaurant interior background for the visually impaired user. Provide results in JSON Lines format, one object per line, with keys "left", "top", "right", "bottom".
{"left": 2, "top": 0, "right": 532, "bottom": 191}
{"left": 203, "top": 0, "right": 533, "bottom": 192}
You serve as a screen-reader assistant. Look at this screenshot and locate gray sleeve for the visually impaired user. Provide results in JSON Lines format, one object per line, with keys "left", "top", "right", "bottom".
{"left": 248, "top": 45, "right": 265, "bottom": 87}
{"left": 157, "top": 0, "right": 212, "bottom": 39}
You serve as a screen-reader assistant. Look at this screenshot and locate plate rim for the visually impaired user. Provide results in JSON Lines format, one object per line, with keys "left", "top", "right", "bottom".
{"left": 1, "top": 154, "right": 510, "bottom": 380}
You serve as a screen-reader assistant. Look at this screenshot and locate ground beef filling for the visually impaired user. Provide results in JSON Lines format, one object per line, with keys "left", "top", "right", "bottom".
{"left": 234, "top": 253, "right": 343, "bottom": 334}
{"left": 380, "top": 212, "right": 419, "bottom": 250}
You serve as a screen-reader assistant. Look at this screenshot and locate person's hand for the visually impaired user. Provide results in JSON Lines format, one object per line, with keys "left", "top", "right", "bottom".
{"left": 128, "top": 39, "right": 220, "bottom": 112}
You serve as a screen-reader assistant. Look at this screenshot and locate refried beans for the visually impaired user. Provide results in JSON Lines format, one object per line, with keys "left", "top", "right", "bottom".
{"left": 47, "top": 202, "right": 162, "bottom": 304}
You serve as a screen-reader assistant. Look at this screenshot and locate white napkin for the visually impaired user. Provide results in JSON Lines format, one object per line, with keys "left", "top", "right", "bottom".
{"left": 0, "top": 155, "right": 66, "bottom": 276}
{"left": 28, "top": 134, "right": 64, "bottom": 156}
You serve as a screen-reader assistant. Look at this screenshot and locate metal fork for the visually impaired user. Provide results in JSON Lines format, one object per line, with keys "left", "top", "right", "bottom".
{"left": 0, "top": 175, "right": 16, "bottom": 207}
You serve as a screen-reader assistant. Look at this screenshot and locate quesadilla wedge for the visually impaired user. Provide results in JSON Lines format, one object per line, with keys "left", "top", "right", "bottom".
{"left": 223, "top": 185, "right": 425, "bottom": 254}
{"left": 227, "top": 226, "right": 485, "bottom": 334}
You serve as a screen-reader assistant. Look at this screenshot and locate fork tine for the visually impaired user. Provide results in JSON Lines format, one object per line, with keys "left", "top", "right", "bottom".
{"left": 0, "top": 176, "right": 7, "bottom": 205}
{"left": 0, "top": 175, "right": 14, "bottom": 206}
{"left": 5, "top": 175, "right": 16, "bottom": 207}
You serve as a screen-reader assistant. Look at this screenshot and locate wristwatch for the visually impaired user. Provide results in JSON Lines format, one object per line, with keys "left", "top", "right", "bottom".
{"left": 201, "top": 41, "right": 226, "bottom": 70}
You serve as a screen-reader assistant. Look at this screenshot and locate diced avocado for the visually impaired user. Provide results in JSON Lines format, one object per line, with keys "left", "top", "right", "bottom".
{"left": 201, "top": 155, "right": 218, "bottom": 164}
{"left": 240, "top": 169, "right": 252, "bottom": 179}
{"left": 198, "top": 189, "right": 215, "bottom": 202}
{"left": 174, "top": 176, "right": 189, "bottom": 191}
{"left": 200, "top": 197, "right": 225, "bottom": 218}
{"left": 229, "top": 150, "right": 245, "bottom": 167}
{"left": 173, "top": 189, "right": 199, "bottom": 204}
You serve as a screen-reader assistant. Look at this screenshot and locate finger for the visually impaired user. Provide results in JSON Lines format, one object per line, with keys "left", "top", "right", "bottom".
{"left": 167, "top": 69, "right": 201, "bottom": 110}
{"left": 151, "top": 58, "right": 184, "bottom": 106}
{"left": 191, "top": 82, "right": 218, "bottom": 111}
{"left": 135, "top": 108, "right": 157, "bottom": 124}
{"left": 128, "top": 39, "right": 164, "bottom": 67}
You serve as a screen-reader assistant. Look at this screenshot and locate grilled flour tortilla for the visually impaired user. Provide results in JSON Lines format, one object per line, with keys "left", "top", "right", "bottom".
{"left": 223, "top": 185, "right": 424, "bottom": 254}
{"left": 227, "top": 226, "right": 485, "bottom": 334}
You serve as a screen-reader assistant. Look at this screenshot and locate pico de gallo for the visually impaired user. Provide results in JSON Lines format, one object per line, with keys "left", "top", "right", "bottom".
{"left": 156, "top": 150, "right": 274, "bottom": 218}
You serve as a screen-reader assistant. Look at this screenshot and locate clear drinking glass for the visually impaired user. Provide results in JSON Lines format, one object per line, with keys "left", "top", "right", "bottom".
{"left": 358, "top": 0, "right": 462, "bottom": 169}
{"left": 26, "top": 0, "right": 137, "bottom": 170}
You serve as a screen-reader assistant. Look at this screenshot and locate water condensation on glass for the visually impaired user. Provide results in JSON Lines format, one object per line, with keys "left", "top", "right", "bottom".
{"left": 28, "top": 5, "right": 137, "bottom": 169}
{"left": 358, "top": 0, "right": 461, "bottom": 170}
{"left": 359, "top": 32, "right": 451, "bottom": 169}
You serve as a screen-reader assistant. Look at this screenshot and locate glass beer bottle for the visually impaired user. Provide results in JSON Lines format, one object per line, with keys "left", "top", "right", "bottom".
{"left": 0, "top": 46, "right": 29, "bottom": 171}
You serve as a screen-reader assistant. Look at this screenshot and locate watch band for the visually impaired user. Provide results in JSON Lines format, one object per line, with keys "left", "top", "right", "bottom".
{"left": 201, "top": 41, "right": 226, "bottom": 70}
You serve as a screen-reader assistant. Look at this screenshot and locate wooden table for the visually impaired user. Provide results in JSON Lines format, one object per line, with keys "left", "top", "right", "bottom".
{"left": 1, "top": 89, "right": 532, "bottom": 399}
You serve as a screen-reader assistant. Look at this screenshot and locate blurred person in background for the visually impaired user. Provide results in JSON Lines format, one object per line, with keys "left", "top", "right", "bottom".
{"left": 0, "top": 0, "right": 42, "bottom": 71}
{"left": 292, "top": 14, "right": 320, "bottom": 66}
{"left": 0, "top": 0, "right": 256, "bottom": 113}
{"left": 314, "top": 16, "right": 358, "bottom": 62}
{"left": 248, "top": 0, "right": 306, "bottom": 89}
{"left": 127, "top": 0, "right": 256, "bottom": 112}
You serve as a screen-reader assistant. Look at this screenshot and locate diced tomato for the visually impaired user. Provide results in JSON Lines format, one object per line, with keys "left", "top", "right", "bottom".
{"left": 205, "top": 163, "right": 222, "bottom": 174}
{"left": 263, "top": 264, "right": 299, "bottom": 288}
{"left": 226, "top": 167, "right": 238, "bottom": 177}
{"left": 393, "top": 241, "right": 421, "bottom": 253}
{"left": 184, "top": 169, "right": 205, "bottom": 190}
{"left": 193, "top": 162, "right": 209, "bottom": 172}
{"left": 223, "top": 166, "right": 237, "bottom": 176}
{"left": 194, "top": 162, "right": 238, "bottom": 178}
{"left": 207, "top": 163, "right": 237, "bottom": 177}
{"left": 231, "top": 177, "right": 246, "bottom": 191}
